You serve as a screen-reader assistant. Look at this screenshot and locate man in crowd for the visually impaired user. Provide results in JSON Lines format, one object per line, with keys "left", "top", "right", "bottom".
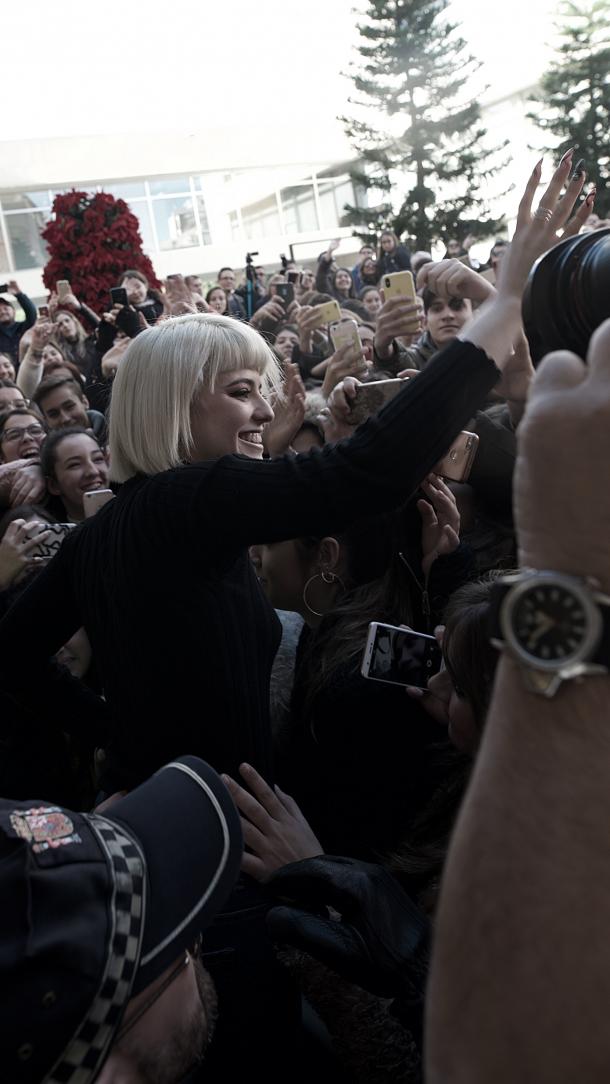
{"left": 373, "top": 258, "right": 491, "bottom": 372}
{"left": 1, "top": 756, "right": 242, "bottom": 1083}
{"left": 0, "top": 280, "right": 37, "bottom": 363}
{"left": 33, "top": 375, "right": 107, "bottom": 441}
{"left": 217, "top": 267, "right": 246, "bottom": 319}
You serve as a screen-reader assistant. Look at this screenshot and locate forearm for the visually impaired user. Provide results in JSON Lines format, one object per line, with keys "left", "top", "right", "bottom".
{"left": 16, "top": 291, "right": 37, "bottom": 328}
{"left": 16, "top": 348, "right": 44, "bottom": 396}
{"left": 426, "top": 657, "right": 610, "bottom": 1084}
{"left": 459, "top": 296, "right": 522, "bottom": 371}
{"left": 78, "top": 300, "right": 101, "bottom": 328}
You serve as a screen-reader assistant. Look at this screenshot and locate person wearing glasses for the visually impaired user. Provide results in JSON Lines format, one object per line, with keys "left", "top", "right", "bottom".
{"left": 0, "top": 408, "right": 47, "bottom": 464}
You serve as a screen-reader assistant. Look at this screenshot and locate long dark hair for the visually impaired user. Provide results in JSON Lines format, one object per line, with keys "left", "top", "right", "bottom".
{"left": 295, "top": 502, "right": 426, "bottom": 721}
{"left": 388, "top": 573, "right": 506, "bottom": 904}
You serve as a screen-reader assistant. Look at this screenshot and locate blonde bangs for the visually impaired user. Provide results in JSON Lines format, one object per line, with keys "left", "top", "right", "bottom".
{"left": 108, "top": 313, "right": 283, "bottom": 482}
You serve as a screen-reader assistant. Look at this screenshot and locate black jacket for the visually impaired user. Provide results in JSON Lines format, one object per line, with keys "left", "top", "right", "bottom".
{"left": 0, "top": 340, "right": 499, "bottom": 792}
{"left": 0, "top": 292, "right": 36, "bottom": 362}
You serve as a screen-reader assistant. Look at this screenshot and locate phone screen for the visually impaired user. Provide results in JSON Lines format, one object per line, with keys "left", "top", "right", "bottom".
{"left": 110, "top": 287, "right": 128, "bottom": 308}
{"left": 364, "top": 624, "right": 441, "bottom": 688}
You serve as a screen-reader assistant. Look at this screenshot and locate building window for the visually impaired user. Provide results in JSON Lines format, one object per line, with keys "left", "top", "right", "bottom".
{"left": 152, "top": 195, "right": 200, "bottom": 250}
{"left": 280, "top": 184, "right": 319, "bottom": 234}
{"left": 5, "top": 212, "right": 48, "bottom": 270}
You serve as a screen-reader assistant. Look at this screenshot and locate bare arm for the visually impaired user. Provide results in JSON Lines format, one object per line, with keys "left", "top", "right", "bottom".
{"left": 426, "top": 157, "right": 610, "bottom": 1084}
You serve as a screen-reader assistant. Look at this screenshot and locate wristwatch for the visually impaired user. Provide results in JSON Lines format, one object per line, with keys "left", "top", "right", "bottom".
{"left": 489, "top": 570, "right": 610, "bottom": 697}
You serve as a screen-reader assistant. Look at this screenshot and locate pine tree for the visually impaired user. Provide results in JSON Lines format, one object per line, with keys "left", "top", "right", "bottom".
{"left": 340, "top": 0, "right": 508, "bottom": 251}
{"left": 528, "top": 1, "right": 610, "bottom": 217}
{"left": 42, "top": 190, "right": 160, "bottom": 314}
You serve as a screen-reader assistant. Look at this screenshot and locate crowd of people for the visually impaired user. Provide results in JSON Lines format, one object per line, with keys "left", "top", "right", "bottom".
{"left": 0, "top": 148, "right": 608, "bottom": 1084}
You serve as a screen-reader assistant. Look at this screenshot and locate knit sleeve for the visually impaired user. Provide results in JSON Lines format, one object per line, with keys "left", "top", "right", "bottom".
{"left": 159, "top": 339, "right": 500, "bottom": 548}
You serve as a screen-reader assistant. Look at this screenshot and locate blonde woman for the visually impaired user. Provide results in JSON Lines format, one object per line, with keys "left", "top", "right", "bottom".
{"left": 0, "top": 303, "right": 506, "bottom": 792}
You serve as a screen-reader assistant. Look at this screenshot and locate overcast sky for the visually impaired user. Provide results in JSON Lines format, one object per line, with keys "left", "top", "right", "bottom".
{"left": 4, "top": 0, "right": 558, "bottom": 143}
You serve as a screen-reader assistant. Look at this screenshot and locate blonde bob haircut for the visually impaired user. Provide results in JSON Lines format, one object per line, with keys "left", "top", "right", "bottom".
{"left": 109, "top": 313, "right": 282, "bottom": 482}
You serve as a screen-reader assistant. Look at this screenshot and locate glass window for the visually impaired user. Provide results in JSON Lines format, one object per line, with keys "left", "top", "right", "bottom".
{"left": 101, "top": 181, "right": 146, "bottom": 199}
{"left": 1, "top": 191, "right": 51, "bottom": 212}
{"left": 317, "top": 181, "right": 339, "bottom": 230}
{"left": 5, "top": 212, "right": 48, "bottom": 270}
{"left": 152, "top": 196, "right": 199, "bottom": 250}
{"left": 149, "top": 177, "right": 191, "bottom": 196}
{"left": 0, "top": 230, "right": 10, "bottom": 274}
{"left": 229, "top": 211, "right": 242, "bottom": 243}
{"left": 280, "top": 185, "right": 319, "bottom": 234}
{"left": 241, "top": 194, "right": 281, "bottom": 241}
{"left": 129, "top": 203, "right": 156, "bottom": 253}
{"left": 195, "top": 196, "right": 212, "bottom": 245}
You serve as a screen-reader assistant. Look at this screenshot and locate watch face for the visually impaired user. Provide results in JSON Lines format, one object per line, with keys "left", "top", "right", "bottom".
{"left": 509, "top": 582, "right": 591, "bottom": 664}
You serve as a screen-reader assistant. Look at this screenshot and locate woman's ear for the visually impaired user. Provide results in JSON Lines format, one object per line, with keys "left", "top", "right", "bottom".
{"left": 318, "top": 535, "right": 342, "bottom": 575}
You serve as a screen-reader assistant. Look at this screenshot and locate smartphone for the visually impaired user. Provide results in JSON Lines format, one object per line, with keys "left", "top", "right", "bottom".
{"left": 349, "top": 379, "right": 405, "bottom": 426}
{"left": 361, "top": 622, "right": 442, "bottom": 689}
{"left": 330, "top": 318, "right": 362, "bottom": 354}
{"left": 287, "top": 270, "right": 300, "bottom": 285}
{"left": 437, "top": 430, "right": 479, "bottom": 483}
{"left": 110, "top": 287, "right": 129, "bottom": 308}
{"left": 38, "top": 305, "right": 50, "bottom": 318}
{"left": 29, "top": 522, "right": 76, "bottom": 562}
{"left": 0, "top": 283, "right": 8, "bottom": 294}
{"left": 56, "top": 280, "right": 71, "bottom": 302}
{"left": 309, "top": 299, "right": 342, "bottom": 328}
{"left": 83, "top": 489, "right": 115, "bottom": 518}
{"left": 275, "top": 283, "right": 294, "bottom": 306}
{"left": 383, "top": 271, "right": 416, "bottom": 301}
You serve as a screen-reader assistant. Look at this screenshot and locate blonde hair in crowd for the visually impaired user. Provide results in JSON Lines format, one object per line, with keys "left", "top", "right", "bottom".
{"left": 108, "top": 313, "right": 282, "bottom": 481}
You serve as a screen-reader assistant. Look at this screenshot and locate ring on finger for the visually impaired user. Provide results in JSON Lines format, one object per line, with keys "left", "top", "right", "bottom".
{"left": 533, "top": 206, "right": 554, "bottom": 223}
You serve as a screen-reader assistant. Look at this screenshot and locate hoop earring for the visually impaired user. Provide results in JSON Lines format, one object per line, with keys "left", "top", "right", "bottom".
{"left": 302, "top": 571, "right": 345, "bottom": 618}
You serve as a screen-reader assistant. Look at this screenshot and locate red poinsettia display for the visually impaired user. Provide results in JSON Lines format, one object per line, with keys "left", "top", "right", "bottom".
{"left": 42, "top": 190, "right": 161, "bottom": 313}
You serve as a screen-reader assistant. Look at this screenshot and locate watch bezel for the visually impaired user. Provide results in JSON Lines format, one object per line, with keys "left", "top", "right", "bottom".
{"left": 499, "top": 571, "right": 603, "bottom": 672}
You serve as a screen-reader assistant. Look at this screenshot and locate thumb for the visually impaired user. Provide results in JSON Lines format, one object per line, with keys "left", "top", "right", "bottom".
{"left": 531, "top": 350, "right": 586, "bottom": 398}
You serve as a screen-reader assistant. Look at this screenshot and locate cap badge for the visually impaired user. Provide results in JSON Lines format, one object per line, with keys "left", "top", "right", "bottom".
{"left": 10, "top": 806, "right": 82, "bottom": 853}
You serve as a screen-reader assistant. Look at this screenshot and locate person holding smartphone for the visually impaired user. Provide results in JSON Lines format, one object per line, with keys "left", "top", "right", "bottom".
{"left": 0, "top": 281, "right": 37, "bottom": 364}
{"left": 0, "top": 153, "right": 590, "bottom": 1077}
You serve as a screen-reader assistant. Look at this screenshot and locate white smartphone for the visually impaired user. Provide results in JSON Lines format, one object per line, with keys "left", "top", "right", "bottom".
{"left": 329, "top": 317, "right": 362, "bottom": 354}
{"left": 83, "top": 489, "right": 115, "bottom": 518}
{"left": 361, "top": 622, "right": 442, "bottom": 689}
{"left": 56, "top": 280, "right": 71, "bottom": 302}
{"left": 29, "top": 522, "right": 76, "bottom": 562}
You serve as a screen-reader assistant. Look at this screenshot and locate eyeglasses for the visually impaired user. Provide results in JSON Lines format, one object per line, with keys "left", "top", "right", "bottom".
{"left": 1, "top": 423, "right": 45, "bottom": 443}
{"left": 116, "top": 935, "right": 202, "bottom": 1041}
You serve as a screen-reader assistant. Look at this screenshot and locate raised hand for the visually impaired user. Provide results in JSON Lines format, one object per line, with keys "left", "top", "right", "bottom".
{"left": 0, "top": 519, "right": 50, "bottom": 589}
{"left": 321, "top": 342, "right": 369, "bottom": 399}
{"left": 374, "top": 295, "right": 421, "bottom": 360}
{"left": 263, "top": 362, "right": 307, "bottom": 456}
{"left": 417, "top": 475, "right": 461, "bottom": 578}
{"left": 417, "top": 259, "right": 496, "bottom": 305}
{"left": 515, "top": 318, "right": 610, "bottom": 593}
{"left": 221, "top": 763, "right": 323, "bottom": 882}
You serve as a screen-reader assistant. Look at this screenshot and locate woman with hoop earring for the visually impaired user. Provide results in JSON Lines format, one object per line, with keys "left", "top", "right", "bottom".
{"left": 250, "top": 480, "right": 469, "bottom": 861}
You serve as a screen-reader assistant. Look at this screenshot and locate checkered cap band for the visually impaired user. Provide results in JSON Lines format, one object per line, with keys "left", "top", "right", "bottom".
{"left": 44, "top": 817, "right": 146, "bottom": 1084}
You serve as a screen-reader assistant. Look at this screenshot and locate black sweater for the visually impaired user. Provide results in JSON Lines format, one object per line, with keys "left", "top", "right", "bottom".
{"left": 0, "top": 340, "right": 499, "bottom": 791}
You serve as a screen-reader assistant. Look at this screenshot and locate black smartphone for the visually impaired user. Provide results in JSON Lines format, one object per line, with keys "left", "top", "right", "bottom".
{"left": 275, "top": 283, "right": 294, "bottom": 305}
{"left": 38, "top": 305, "right": 50, "bottom": 318}
{"left": 287, "top": 270, "right": 300, "bottom": 285}
{"left": 0, "top": 284, "right": 9, "bottom": 294}
{"left": 110, "top": 287, "right": 128, "bottom": 308}
{"left": 361, "top": 622, "right": 442, "bottom": 689}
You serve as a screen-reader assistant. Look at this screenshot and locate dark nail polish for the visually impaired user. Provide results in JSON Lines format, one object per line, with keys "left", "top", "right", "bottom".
{"left": 571, "top": 158, "right": 585, "bottom": 179}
